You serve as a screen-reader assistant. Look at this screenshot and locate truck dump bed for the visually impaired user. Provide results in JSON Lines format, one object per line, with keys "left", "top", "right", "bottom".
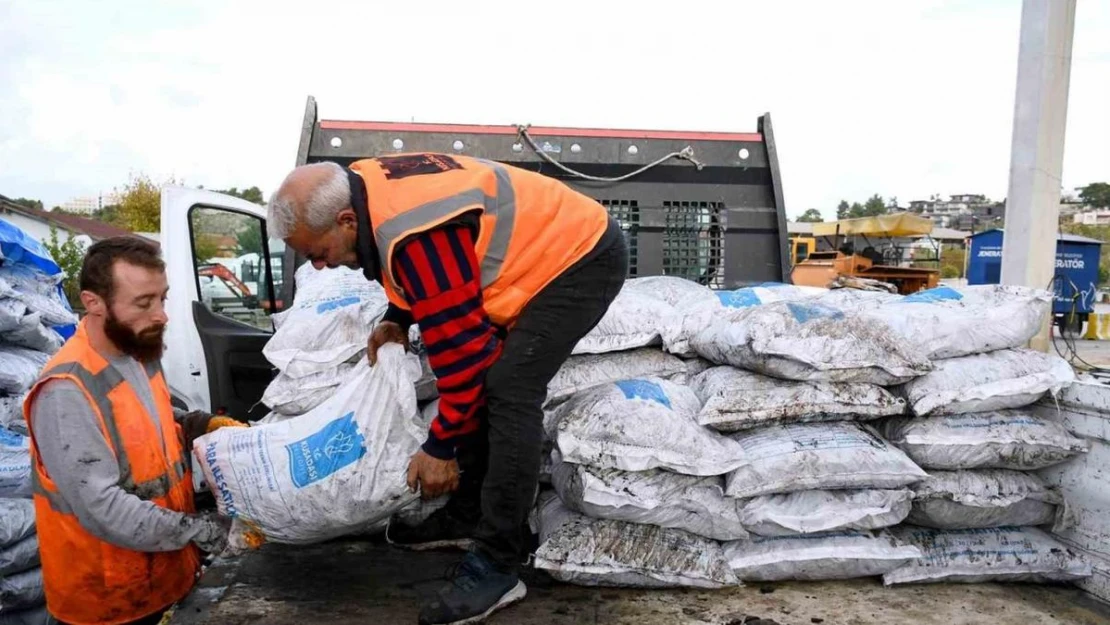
{"left": 284, "top": 96, "right": 791, "bottom": 293}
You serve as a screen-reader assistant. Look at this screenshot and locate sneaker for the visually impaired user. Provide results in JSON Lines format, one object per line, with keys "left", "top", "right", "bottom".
{"left": 418, "top": 551, "right": 527, "bottom": 625}
{"left": 386, "top": 506, "right": 477, "bottom": 551}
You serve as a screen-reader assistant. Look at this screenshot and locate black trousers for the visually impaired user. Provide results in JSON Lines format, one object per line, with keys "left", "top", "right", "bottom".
{"left": 451, "top": 222, "right": 628, "bottom": 570}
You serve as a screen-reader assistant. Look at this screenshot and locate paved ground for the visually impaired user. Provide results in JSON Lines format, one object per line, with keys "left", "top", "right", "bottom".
{"left": 169, "top": 540, "right": 1110, "bottom": 625}
{"left": 1071, "top": 338, "right": 1110, "bottom": 368}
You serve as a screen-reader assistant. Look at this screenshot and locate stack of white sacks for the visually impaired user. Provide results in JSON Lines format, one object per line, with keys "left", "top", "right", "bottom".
{"left": 0, "top": 424, "right": 45, "bottom": 622}
{"left": 533, "top": 278, "right": 1094, "bottom": 588}
{"left": 0, "top": 262, "right": 78, "bottom": 436}
{"left": 0, "top": 227, "right": 73, "bottom": 623}
{"left": 258, "top": 262, "right": 437, "bottom": 422}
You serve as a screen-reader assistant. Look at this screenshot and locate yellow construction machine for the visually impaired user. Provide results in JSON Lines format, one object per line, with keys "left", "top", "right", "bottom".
{"left": 790, "top": 213, "right": 940, "bottom": 295}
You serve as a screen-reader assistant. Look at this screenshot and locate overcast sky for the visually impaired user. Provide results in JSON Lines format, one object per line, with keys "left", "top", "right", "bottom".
{"left": 1, "top": 0, "right": 1107, "bottom": 220}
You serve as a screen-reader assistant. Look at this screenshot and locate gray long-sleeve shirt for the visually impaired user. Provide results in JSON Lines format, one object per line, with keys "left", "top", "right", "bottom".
{"left": 29, "top": 355, "right": 213, "bottom": 552}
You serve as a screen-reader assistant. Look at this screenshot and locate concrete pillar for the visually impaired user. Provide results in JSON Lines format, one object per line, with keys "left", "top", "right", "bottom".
{"left": 1000, "top": 0, "right": 1077, "bottom": 352}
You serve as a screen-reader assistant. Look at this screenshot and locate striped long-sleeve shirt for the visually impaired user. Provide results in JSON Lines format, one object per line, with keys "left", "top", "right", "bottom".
{"left": 392, "top": 224, "right": 502, "bottom": 459}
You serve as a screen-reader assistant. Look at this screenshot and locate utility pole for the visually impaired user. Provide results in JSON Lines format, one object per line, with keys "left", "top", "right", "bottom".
{"left": 1000, "top": 0, "right": 1077, "bottom": 352}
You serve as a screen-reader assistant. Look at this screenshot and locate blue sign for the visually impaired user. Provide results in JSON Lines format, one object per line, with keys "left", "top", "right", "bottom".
{"left": 615, "top": 379, "right": 672, "bottom": 408}
{"left": 286, "top": 411, "right": 366, "bottom": 488}
{"left": 967, "top": 229, "right": 1102, "bottom": 315}
{"left": 717, "top": 289, "right": 763, "bottom": 308}
{"left": 902, "top": 286, "right": 963, "bottom": 304}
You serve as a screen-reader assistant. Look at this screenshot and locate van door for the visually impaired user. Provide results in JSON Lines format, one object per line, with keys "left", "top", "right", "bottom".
{"left": 161, "top": 186, "right": 286, "bottom": 421}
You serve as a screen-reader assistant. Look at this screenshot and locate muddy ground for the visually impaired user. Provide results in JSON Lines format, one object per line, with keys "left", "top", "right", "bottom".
{"left": 169, "top": 539, "right": 1110, "bottom": 625}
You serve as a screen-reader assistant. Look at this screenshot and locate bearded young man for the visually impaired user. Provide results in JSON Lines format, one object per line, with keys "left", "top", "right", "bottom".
{"left": 23, "top": 236, "right": 239, "bottom": 625}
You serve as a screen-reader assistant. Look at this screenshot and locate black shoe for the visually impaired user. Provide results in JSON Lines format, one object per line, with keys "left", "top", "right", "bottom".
{"left": 418, "top": 551, "right": 527, "bottom": 625}
{"left": 386, "top": 506, "right": 477, "bottom": 551}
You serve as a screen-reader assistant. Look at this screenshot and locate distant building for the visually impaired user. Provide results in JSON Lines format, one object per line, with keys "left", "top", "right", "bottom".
{"left": 0, "top": 193, "right": 134, "bottom": 247}
{"left": 57, "top": 192, "right": 123, "bottom": 215}
{"left": 59, "top": 196, "right": 99, "bottom": 215}
{"left": 908, "top": 194, "right": 1001, "bottom": 229}
{"left": 1073, "top": 209, "right": 1110, "bottom": 226}
{"left": 950, "top": 194, "right": 988, "bottom": 204}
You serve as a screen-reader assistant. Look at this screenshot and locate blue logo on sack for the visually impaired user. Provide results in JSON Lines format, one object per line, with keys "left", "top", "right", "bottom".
{"left": 902, "top": 286, "right": 963, "bottom": 304}
{"left": 787, "top": 302, "right": 845, "bottom": 324}
{"left": 286, "top": 411, "right": 366, "bottom": 488}
{"left": 717, "top": 288, "right": 763, "bottom": 308}
{"left": 0, "top": 428, "right": 25, "bottom": 448}
{"left": 315, "top": 296, "right": 361, "bottom": 314}
{"left": 615, "top": 379, "right": 672, "bottom": 409}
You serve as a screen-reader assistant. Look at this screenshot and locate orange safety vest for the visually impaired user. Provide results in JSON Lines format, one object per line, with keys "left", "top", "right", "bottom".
{"left": 23, "top": 321, "right": 200, "bottom": 625}
{"left": 351, "top": 154, "right": 611, "bottom": 327}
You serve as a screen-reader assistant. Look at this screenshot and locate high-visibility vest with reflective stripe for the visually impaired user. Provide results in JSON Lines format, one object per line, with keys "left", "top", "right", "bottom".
{"left": 352, "top": 154, "right": 611, "bottom": 327}
{"left": 23, "top": 321, "right": 199, "bottom": 625}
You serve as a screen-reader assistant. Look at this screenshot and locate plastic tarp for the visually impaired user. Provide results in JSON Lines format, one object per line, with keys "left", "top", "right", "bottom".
{"left": 0, "top": 220, "right": 76, "bottom": 339}
{"left": 723, "top": 530, "right": 922, "bottom": 582}
{"left": 883, "top": 526, "right": 1091, "bottom": 585}
{"left": 0, "top": 568, "right": 44, "bottom": 612}
{"left": 0, "top": 499, "right": 35, "bottom": 547}
{"left": 692, "top": 366, "right": 906, "bottom": 432}
{"left": 0, "top": 221, "right": 61, "bottom": 278}
{"left": 0, "top": 427, "right": 32, "bottom": 499}
{"left": 900, "top": 349, "right": 1075, "bottom": 416}
{"left": 0, "top": 534, "right": 39, "bottom": 577}
{"left": 550, "top": 458, "right": 748, "bottom": 541}
{"left": 880, "top": 411, "right": 1089, "bottom": 471}
{"left": 907, "top": 469, "right": 1064, "bottom": 530}
{"left": 740, "top": 489, "right": 913, "bottom": 537}
{"left": 546, "top": 349, "right": 688, "bottom": 408}
{"left": 812, "top": 213, "right": 934, "bottom": 238}
{"left": 552, "top": 378, "right": 748, "bottom": 476}
{"left": 532, "top": 492, "right": 738, "bottom": 588}
{"left": 724, "top": 422, "right": 927, "bottom": 498}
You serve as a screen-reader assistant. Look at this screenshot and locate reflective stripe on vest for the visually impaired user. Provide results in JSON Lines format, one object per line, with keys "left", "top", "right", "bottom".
{"left": 31, "top": 361, "right": 188, "bottom": 516}
{"left": 373, "top": 159, "right": 516, "bottom": 288}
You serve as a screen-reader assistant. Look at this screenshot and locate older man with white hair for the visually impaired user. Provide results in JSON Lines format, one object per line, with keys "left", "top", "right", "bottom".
{"left": 267, "top": 153, "right": 627, "bottom": 625}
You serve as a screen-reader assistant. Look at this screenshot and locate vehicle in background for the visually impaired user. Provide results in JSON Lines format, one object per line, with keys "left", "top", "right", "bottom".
{"left": 791, "top": 213, "right": 941, "bottom": 295}
{"left": 789, "top": 235, "right": 817, "bottom": 266}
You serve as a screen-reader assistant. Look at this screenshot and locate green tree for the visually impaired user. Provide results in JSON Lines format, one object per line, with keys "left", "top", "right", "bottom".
{"left": 217, "top": 186, "right": 265, "bottom": 204}
{"left": 848, "top": 202, "right": 865, "bottom": 218}
{"left": 42, "top": 227, "right": 87, "bottom": 310}
{"left": 1078, "top": 182, "right": 1110, "bottom": 209}
{"left": 93, "top": 203, "right": 125, "bottom": 228}
{"left": 938, "top": 245, "right": 966, "bottom": 280}
{"left": 887, "top": 196, "right": 899, "bottom": 209}
{"left": 796, "top": 208, "right": 824, "bottom": 223}
{"left": 863, "top": 194, "right": 887, "bottom": 216}
{"left": 236, "top": 225, "right": 263, "bottom": 256}
{"left": 194, "top": 233, "right": 222, "bottom": 262}
{"left": 836, "top": 200, "right": 850, "bottom": 220}
{"left": 115, "top": 172, "right": 178, "bottom": 232}
{"left": 11, "top": 198, "right": 44, "bottom": 211}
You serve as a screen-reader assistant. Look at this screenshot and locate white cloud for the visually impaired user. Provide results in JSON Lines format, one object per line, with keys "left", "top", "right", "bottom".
{"left": 0, "top": 0, "right": 1106, "bottom": 219}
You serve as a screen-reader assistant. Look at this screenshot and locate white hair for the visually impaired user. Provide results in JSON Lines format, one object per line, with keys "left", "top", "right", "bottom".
{"left": 267, "top": 161, "right": 350, "bottom": 239}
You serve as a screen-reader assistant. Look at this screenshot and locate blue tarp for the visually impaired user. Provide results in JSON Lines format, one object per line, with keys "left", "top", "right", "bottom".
{"left": 0, "top": 219, "right": 76, "bottom": 339}
{"left": 0, "top": 221, "right": 62, "bottom": 277}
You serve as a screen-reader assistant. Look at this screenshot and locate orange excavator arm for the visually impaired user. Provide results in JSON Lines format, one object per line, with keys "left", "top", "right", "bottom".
{"left": 198, "top": 264, "right": 253, "bottom": 299}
